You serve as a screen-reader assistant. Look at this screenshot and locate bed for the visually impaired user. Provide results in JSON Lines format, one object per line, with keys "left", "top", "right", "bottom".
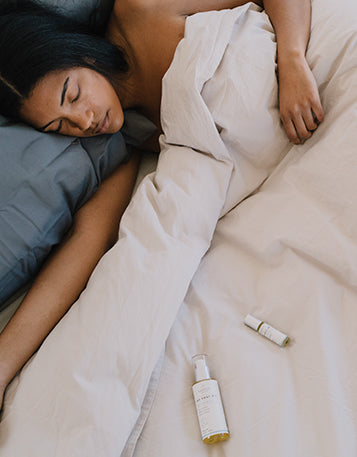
{"left": 1, "top": 0, "right": 357, "bottom": 455}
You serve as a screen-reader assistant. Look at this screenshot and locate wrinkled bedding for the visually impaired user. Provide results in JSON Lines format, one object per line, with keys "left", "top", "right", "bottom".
{"left": 1, "top": 0, "right": 357, "bottom": 456}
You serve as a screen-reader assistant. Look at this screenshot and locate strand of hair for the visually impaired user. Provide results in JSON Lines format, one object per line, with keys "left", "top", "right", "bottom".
{"left": 0, "top": 72, "right": 22, "bottom": 98}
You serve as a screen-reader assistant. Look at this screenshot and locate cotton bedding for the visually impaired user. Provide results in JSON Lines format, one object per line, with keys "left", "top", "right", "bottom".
{"left": 1, "top": 0, "right": 357, "bottom": 456}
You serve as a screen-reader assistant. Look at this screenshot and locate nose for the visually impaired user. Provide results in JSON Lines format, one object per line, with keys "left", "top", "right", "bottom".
{"left": 70, "top": 107, "right": 94, "bottom": 132}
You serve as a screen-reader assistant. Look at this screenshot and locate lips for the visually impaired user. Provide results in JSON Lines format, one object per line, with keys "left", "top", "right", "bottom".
{"left": 95, "top": 111, "right": 110, "bottom": 134}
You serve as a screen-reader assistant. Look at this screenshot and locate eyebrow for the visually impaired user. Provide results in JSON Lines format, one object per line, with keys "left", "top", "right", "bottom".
{"left": 39, "top": 76, "right": 69, "bottom": 132}
{"left": 60, "top": 77, "right": 69, "bottom": 106}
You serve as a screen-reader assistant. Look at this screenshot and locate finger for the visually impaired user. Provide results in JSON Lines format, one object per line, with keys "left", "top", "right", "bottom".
{"left": 292, "top": 114, "right": 312, "bottom": 141}
{"left": 303, "top": 108, "right": 318, "bottom": 132}
{"left": 312, "top": 99, "right": 325, "bottom": 124}
{"left": 282, "top": 117, "right": 301, "bottom": 144}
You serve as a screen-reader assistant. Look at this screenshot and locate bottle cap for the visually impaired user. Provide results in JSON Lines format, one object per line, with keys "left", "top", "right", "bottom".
{"left": 192, "top": 354, "right": 210, "bottom": 382}
{"left": 244, "top": 314, "right": 263, "bottom": 331}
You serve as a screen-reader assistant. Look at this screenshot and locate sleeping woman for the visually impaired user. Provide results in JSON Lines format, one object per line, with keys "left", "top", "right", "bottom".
{"left": 0, "top": 0, "right": 323, "bottom": 411}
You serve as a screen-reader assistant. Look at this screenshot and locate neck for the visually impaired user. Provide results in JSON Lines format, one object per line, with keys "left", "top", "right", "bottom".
{"left": 105, "top": 15, "right": 141, "bottom": 107}
{"left": 113, "top": 64, "right": 162, "bottom": 129}
{"left": 105, "top": 11, "right": 165, "bottom": 128}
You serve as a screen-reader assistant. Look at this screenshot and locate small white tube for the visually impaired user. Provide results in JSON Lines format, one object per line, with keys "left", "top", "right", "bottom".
{"left": 244, "top": 314, "right": 289, "bottom": 347}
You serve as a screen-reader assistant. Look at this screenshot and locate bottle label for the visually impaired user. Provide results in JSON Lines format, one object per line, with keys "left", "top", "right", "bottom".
{"left": 192, "top": 379, "right": 229, "bottom": 440}
{"left": 258, "top": 323, "right": 289, "bottom": 346}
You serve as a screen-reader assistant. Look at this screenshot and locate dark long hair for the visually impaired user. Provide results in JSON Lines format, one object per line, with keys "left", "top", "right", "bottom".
{"left": 0, "top": 0, "right": 129, "bottom": 121}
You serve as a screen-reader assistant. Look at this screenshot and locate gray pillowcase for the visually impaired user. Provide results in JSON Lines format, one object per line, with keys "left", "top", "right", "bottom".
{"left": 0, "top": 116, "right": 129, "bottom": 306}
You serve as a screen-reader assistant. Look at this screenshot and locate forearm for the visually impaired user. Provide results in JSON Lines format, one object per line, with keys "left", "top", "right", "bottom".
{"left": 263, "top": 0, "right": 311, "bottom": 62}
{"left": 0, "top": 152, "right": 140, "bottom": 391}
{"left": 0, "top": 229, "right": 110, "bottom": 388}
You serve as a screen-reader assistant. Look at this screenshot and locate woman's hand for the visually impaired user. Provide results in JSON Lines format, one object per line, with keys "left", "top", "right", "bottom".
{"left": 278, "top": 54, "right": 324, "bottom": 144}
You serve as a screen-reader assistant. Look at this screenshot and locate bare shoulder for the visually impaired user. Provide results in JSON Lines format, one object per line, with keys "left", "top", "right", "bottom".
{"left": 112, "top": 0, "right": 175, "bottom": 18}
{"left": 112, "top": 0, "right": 262, "bottom": 19}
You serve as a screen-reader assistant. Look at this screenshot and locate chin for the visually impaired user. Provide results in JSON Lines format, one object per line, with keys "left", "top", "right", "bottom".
{"left": 111, "top": 125, "right": 123, "bottom": 134}
{"left": 115, "top": 110, "right": 125, "bottom": 130}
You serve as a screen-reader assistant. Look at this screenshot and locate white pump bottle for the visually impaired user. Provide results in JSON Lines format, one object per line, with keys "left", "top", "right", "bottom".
{"left": 192, "top": 354, "right": 230, "bottom": 444}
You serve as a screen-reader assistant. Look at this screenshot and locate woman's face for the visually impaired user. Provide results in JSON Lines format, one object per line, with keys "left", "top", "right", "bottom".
{"left": 21, "top": 67, "right": 124, "bottom": 137}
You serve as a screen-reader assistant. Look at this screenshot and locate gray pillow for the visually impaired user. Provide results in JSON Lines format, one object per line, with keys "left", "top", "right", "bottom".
{"left": 0, "top": 116, "right": 129, "bottom": 306}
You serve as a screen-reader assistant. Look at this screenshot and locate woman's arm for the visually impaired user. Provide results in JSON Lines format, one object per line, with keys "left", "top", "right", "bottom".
{"left": 0, "top": 151, "right": 140, "bottom": 410}
{"left": 123, "top": 0, "right": 323, "bottom": 144}
{"left": 264, "top": 0, "right": 324, "bottom": 144}
{"left": 177, "top": 0, "right": 324, "bottom": 143}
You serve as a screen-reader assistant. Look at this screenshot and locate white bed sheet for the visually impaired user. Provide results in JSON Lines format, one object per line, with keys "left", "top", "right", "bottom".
{"left": 132, "top": 0, "right": 357, "bottom": 455}
{"left": 133, "top": 138, "right": 357, "bottom": 456}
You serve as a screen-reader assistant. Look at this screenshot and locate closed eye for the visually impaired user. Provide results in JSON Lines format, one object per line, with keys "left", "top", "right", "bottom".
{"left": 71, "top": 87, "right": 80, "bottom": 103}
{"left": 54, "top": 120, "right": 63, "bottom": 134}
